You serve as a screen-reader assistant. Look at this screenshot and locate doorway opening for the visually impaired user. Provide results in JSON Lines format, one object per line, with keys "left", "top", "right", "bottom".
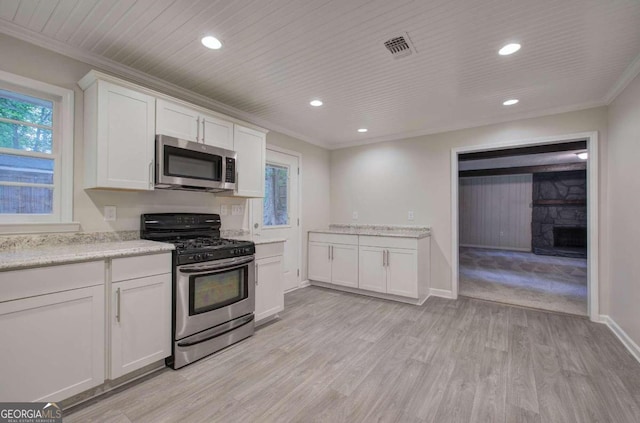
{"left": 451, "top": 133, "right": 599, "bottom": 320}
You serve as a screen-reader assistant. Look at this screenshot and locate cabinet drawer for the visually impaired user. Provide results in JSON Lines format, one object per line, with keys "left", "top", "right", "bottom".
{"left": 358, "top": 236, "right": 417, "bottom": 250}
{"left": 112, "top": 253, "right": 172, "bottom": 282}
{"left": 0, "top": 261, "right": 104, "bottom": 303}
{"left": 309, "top": 232, "right": 358, "bottom": 245}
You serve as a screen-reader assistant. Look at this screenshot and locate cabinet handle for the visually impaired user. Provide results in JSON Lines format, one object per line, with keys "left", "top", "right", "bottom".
{"left": 255, "top": 263, "right": 259, "bottom": 285}
{"left": 386, "top": 250, "right": 390, "bottom": 267}
{"left": 202, "top": 118, "right": 206, "bottom": 143}
{"left": 196, "top": 117, "right": 200, "bottom": 142}
{"left": 148, "top": 161, "right": 153, "bottom": 189}
{"left": 328, "top": 245, "right": 331, "bottom": 260}
{"left": 382, "top": 250, "right": 386, "bottom": 267}
{"left": 115, "top": 287, "right": 121, "bottom": 323}
{"left": 331, "top": 245, "right": 334, "bottom": 260}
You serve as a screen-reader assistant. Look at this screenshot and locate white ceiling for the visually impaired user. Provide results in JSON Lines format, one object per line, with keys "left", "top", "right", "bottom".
{"left": 1, "top": 0, "right": 639, "bottom": 149}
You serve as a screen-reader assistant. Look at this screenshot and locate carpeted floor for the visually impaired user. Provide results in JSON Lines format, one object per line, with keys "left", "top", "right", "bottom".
{"left": 459, "top": 247, "right": 588, "bottom": 316}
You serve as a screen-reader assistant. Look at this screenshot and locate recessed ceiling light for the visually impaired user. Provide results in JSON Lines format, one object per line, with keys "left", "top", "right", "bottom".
{"left": 201, "top": 36, "right": 222, "bottom": 50}
{"left": 309, "top": 99, "right": 323, "bottom": 107}
{"left": 576, "top": 152, "right": 588, "bottom": 160}
{"left": 498, "top": 43, "right": 521, "bottom": 56}
{"left": 503, "top": 99, "right": 519, "bottom": 106}
{"left": 357, "top": 128, "right": 368, "bottom": 133}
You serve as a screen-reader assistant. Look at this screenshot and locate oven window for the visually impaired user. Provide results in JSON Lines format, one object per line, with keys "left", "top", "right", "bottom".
{"left": 165, "top": 145, "right": 222, "bottom": 181}
{"left": 189, "top": 267, "right": 247, "bottom": 315}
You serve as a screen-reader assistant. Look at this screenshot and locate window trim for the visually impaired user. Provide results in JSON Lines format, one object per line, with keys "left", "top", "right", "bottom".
{"left": 0, "top": 70, "right": 74, "bottom": 225}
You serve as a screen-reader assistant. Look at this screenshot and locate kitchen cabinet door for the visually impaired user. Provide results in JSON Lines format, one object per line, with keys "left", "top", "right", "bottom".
{"left": 255, "top": 255, "right": 284, "bottom": 323}
{"left": 386, "top": 248, "right": 419, "bottom": 298}
{"left": 201, "top": 113, "right": 234, "bottom": 150}
{"left": 156, "top": 98, "right": 199, "bottom": 142}
{"left": 233, "top": 124, "right": 266, "bottom": 197}
{"left": 110, "top": 273, "right": 171, "bottom": 379}
{"left": 0, "top": 285, "right": 104, "bottom": 402}
{"left": 331, "top": 244, "right": 359, "bottom": 288}
{"left": 308, "top": 241, "right": 331, "bottom": 283}
{"left": 85, "top": 80, "right": 156, "bottom": 190}
{"left": 358, "top": 246, "right": 386, "bottom": 293}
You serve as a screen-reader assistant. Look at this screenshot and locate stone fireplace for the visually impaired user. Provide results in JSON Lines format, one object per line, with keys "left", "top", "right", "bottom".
{"left": 531, "top": 170, "right": 587, "bottom": 258}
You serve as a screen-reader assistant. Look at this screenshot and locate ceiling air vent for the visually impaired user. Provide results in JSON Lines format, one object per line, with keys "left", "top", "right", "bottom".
{"left": 384, "top": 33, "right": 416, "bottom": 59}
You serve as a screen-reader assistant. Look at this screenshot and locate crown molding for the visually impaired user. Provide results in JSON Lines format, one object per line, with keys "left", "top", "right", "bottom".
{"left": 0, "top": 20, "right": 330, "bottom": 150}
{"left": 328, "top": 100, "right": 606, "bottom": 150}
{"left": 604, "top": 52, "right": 640, "bottom": 105}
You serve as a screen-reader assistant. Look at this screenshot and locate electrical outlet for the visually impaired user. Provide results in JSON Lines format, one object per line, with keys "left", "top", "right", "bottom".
{"left": 104, "top": 206, "right": 117, "bottom": 222}
{"left": 408, "top": 211, "right": 414, "bottom": 221}
{"left": 352, "top": 211, "right": 358, "bottom": 220}
{"left": 220, "top": 205, "right": 228, "bottom": 215}
{"left": 231, "top": 205, "right": 243, "bottom": 216}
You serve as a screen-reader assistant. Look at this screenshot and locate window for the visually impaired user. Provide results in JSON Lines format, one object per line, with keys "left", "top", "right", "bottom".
{"left": 263, "top": 163, "right": 289, "bottom": 226}
{"left": 0, "top": 71, "right": 73, "bottom": 225}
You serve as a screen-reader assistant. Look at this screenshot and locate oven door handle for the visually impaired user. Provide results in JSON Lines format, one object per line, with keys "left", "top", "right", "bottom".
{"left": 178, "top": 256, "right": 255, "bottom": 274}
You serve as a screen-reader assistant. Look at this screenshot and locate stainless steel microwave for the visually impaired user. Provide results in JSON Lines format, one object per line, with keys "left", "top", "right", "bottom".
{"left": 155, "top": 135, "right": 237, "bottom": 193}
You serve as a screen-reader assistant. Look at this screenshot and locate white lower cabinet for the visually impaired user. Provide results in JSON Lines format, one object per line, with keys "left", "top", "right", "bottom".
{"left": 309, "top": 232, "right": 430, "bottom": 304}
{"left": 358, "top": 246, "right": 386, "bottom": 293}
{"left": 308, "top": 234, "right": 359, "bottom": 288}
{"left": 109, "top": 254, "right": 172, "bottom": 379}
{"left": 0, "top": 266, "right": 104, "bottom": 402}
{"left": 358, "top": 237, "right": 421, "bottom": 299}
{"left": 386, "top": 248, "right": 419, "bottom": 298}
{"left": 255, "top": 242, "right": 285, "bottom": 325}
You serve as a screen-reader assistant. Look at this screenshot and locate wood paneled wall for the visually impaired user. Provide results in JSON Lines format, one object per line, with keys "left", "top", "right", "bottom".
{"left": 459, "top": 174, "right": 533, "bottom": 251}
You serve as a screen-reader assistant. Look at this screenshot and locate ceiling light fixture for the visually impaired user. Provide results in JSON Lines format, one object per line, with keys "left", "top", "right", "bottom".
{"left": 201, "top": 36, "right": 222, "bottom": 50}
{"left": 309, "top": 99, "right": 323, "bottom": 107}
{"left": 503, "top": 99, "right": 519, "bottom": 106}
{"left": 576, "top": 152, "right": 588, "bottom": 160}
{"left": 499, "top": 43, "right": 521, "bottom": 55}
{"left": 357, "top": 128, "right": 368, "bottom": 133}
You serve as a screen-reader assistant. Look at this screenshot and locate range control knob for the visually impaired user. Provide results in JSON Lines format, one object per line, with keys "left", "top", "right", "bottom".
{"left": 194, "top": 254, "right": 202, "bottom": 261}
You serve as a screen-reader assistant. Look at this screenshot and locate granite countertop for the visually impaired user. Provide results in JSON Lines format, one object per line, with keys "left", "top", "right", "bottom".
{"left": 310, "top": 224, "right": 431, "bottom": 239}
{"left": 0, "top": 240, "right": 174, "bottom": 271}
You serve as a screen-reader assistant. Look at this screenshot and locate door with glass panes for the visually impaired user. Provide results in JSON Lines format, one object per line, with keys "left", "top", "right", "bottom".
{"left": 251, "top": 148, "right": 300, "bottom": 291}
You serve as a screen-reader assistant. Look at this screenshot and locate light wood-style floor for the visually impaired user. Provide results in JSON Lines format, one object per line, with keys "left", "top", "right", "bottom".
{"left": 66, "top": 287, "right": 640, "bottom": 423}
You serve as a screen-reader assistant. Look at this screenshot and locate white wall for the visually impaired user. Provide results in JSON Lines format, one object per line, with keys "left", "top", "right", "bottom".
{"left": 0, "top": 34, "right": 326, "bottom": 235}
{"left": 266, "top": 131, "right": 331, "bottom": 281}
{"left": 331, "top": 106, "right": 609, "bottom": 313}
{"left": 459, "top": 174, "right": 532, "bottom": 251}
{"left": 607, "top": 72, "right": 640, "bottom": 349}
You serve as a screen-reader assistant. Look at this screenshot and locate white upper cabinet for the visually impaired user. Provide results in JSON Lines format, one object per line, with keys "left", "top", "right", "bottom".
{"left": 156, "top": 98, "right": 199, "bottom": 142}
{"left": 157, "top": 99, "right": 234, "bottom": 150}
{"left": 201, "top": 112, "right": 234, "bottom": 150}
{"left": 233, "top": 124, "right": 266, "bottom": 197}
{"left": 82, "top": 79, "right": 155, "bottom": 190}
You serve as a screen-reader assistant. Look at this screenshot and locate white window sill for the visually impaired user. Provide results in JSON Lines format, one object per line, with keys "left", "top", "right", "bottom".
{"left": 0, "top": 222, "right": 81, "bottom": 235}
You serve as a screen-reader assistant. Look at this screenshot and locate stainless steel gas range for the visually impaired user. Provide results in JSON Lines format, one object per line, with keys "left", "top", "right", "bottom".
{"left": 141, "top": 213, "right": 256, "bottom": 369}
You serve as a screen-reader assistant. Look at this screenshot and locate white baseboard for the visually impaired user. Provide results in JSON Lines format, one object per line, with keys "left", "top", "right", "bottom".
{"left": 429, "top": 288, "right": 455, "bottom": 299}
{"left": 601, "top": 315, "right": 640, "bottom": 365}
{"left": 299, "top": 280, "right": 310, "bottom": 288}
